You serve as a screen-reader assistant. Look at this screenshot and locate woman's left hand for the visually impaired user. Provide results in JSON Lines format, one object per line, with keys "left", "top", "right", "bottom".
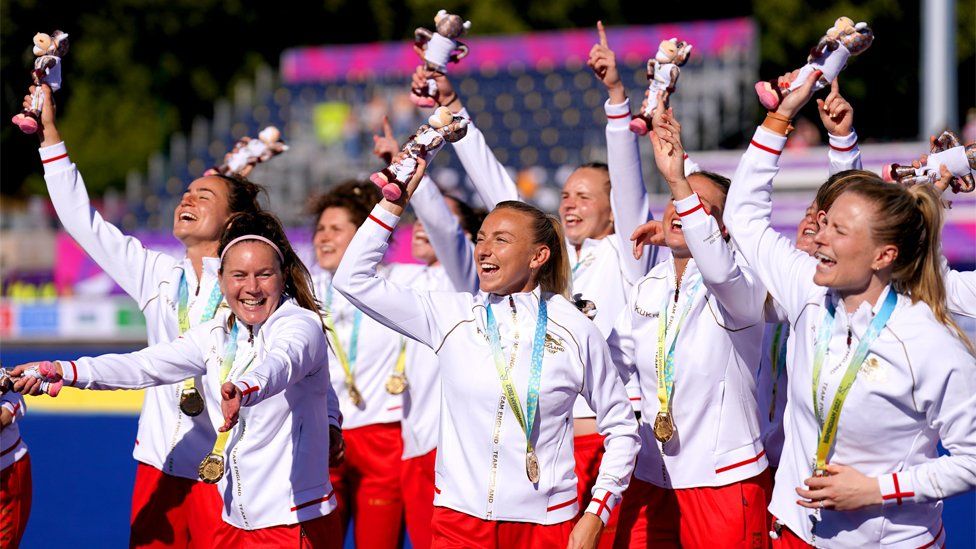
{"left": 219, "top": 382, "right": 242, "bottom": 432}
{"left": 796, "top": 463, "right": 882, "bottom": 511}
{"left": 566, "top": 512, "right": 604, "bottom": 549}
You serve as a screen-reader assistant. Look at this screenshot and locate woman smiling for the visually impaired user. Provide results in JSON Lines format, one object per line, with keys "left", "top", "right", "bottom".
{"left": 12, "top": 212, "right": 341, "bottom": 547}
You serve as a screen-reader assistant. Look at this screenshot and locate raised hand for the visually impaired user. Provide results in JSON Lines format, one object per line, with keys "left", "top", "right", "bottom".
{"left": 775, "top": 69, "right": 822, "bottom": 120}
{"left": 816, "top": 79, "right": 853, "bottom": 136}
{"left": 586, "top": 21, "right": 626, "bottom": 105}
{"left": 630, "top": 220, "right": 665, "bottom": 259}
{"left": 22, "top": 84, "right": 60, "bottom": 146}
{"left": 219, "top": 382, "right": 242, "bottom": 432}
{"left": 411, "top": 65, "right": 461, "bottom": 113}
{"left": 650, "top": 108, "right": 689, "bottom": 192}
{"left": 372, "top": 116, "right": 399, "bottom": 164}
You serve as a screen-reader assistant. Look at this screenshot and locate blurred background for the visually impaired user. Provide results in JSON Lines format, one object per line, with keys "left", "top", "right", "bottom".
{"left": 1, "top": 0, "right": 973, "bottom": 546}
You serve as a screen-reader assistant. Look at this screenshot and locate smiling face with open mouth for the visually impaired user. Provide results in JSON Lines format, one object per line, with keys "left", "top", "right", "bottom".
{"left": 795, "top": 200, "right": 820, "bottom": 256}
{"left": 219, "top": 241, "right": 285, "bottom": 326}
{"left": 313, "top": 207, "right": 358, "bottom": 273}
{"left": 172, "top": 176, "right": 233, "bottom": 247}
{"left": 474, "top": 208, "right": 549, "bottom": 295}
{"left": 812, "top": 192, "right": 892, "bottom": 292}
{"left": 558, "top": 167, "right": 614, "bottom": 247}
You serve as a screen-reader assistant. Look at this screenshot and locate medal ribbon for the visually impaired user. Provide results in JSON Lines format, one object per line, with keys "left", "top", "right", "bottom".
{"left": 393, "top": 340, "right": 407, "bottom": 376}
{"left": 571, "top": 251, "right": 593, "bottom": 275}
{"left": 208, "top": 321, "right": 257, "bottom": 460}
{"left": 812, "top": 289, "right": 897, "bottom": 472}
{"left": 178, "top": 271, "right": 224, "bottom": 394}
{"left": 655, "top": 273, "right": 703, "bottom": 414}
{"left": 324, "top": 284, "right": 362, "bottom": 384}
{"left": 485, "top": 294, "right": 547, "bottom": 464}
{"left": 768, "top": 323, "right": 789, "bottom": 421}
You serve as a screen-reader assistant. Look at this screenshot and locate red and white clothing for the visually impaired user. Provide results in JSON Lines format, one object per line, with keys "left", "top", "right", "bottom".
{"left": 62, "top": 300, "right": 340, "bottom": 531}
{"left": 610, "top": 192, "right": 769, "bottom": 488}
{"left": 726, "top": 126, "right": 976, "bottom": 548}
{"left": 41, "top": 142, "right": 221, "bottom": 481}
{"left": 1, "top": 393, "right": 30, "bottom": 549}
{"left": 758, "top": 130, "right": 863, "bottom": 469}
{"left": 333, "top": 205, "right": 640, "bottom": 527}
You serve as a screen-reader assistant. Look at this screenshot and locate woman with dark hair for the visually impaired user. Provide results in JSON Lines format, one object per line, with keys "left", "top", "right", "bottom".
{"left": 24, "top": 84, "right": 337, "bottom": 547}
{"left": 333, "top": 159, "right": 638, "bottom": 548}
{"left": 726, "top": 70, "right": 976, "bottom": 548}
{"left": 12, "top": 211, "right": 341, "bottom": 547}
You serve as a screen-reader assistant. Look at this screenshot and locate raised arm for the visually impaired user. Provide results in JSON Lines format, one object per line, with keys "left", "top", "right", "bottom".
{"left": 815, "top": 78, "right": 862, "bottom": 174}
{"left": 725, "top": 72, "right": 823, "bottom": 320}
{"left": 587, "top": 28, "right": 655, "bottom": 282}
{"left": 653, "top": 111, "right": 767, "bottom": 324}
{"left": 34, "top": 88, "right": 175, "bottom": 305}
{"left": 410, "top": 67, "right": 519, "bottom": 207}
{"left": 411, "top": 175, "right": 479, "bottom": 293}
{"left": 232, "top": 314, "right": 331, "bottom": 408}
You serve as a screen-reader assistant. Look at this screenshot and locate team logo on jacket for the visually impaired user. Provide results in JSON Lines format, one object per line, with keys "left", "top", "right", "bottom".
{"left": 860, "top": 356, "right": 888, "bottom": 383}
{"left": 634, "top": 303, "right": 658, "bottom": 318}
{"left": 544, "top": 333, "right": 565, "bottom": 354}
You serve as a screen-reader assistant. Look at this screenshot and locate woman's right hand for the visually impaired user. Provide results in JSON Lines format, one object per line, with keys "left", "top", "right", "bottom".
{"left": 412, "top": 66, "right": 461, "bottom": 113}
{"left": 24, "top": 84, "right": 61, "bottom": 146}
{"left": 10, "top": 361, "right": 63, "bottom": 396}
{"left": 630, "top": 220, "right": 665, "bottom": 259}
{"left": 775, "top": 69, "right": 821, "bottom": 120}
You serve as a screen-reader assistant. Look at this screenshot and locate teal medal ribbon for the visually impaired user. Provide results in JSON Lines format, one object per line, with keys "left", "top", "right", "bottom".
{"left": 177, "top": 270, "right": 224, "bottom": 416}
{"left": 486, "top": 293, "right": 548, "bottom": 483}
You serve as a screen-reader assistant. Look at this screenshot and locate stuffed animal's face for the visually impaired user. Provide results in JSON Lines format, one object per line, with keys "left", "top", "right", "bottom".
{"left": 32, "top": 33, "right": 53, "bottom": 56}
{"left": 428, "top": 107, "right": 454, "bottom": 129}
{"left": 654, "top": 39, "right": 691, "bottom": 65}
{"left": 258, "top": 126, "right": 281, "bottom": 144}
{"left": 434, "top": 9, "right": 471, "bottom": 39}
{"left": 838, "top": 22, "right": 873, "bottom": 54}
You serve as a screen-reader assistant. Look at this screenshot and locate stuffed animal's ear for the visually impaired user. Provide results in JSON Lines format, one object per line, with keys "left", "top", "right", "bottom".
{"left": 463, "top": 20, "right": 471, "bottom": 31}
{"left": 435, "top": 9, "right": 447, "bottom": 23}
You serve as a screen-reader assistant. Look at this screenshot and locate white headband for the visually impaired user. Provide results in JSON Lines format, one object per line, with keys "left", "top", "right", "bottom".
{"left": 220, "top": 234, "right": 285, "bottom": 264}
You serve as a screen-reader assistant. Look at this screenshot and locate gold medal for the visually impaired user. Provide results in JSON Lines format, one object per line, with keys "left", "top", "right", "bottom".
{"left": 525, "top": 450, "right": 540, "bottom": 483}
{"left": 653, "top": 411, "right": 675, "bottom": 443}
{"left": 385, "top": 373, "right": 408, "bottom": 395}
{"left": 346, "top": 375, "right": 363, "bottom": 406}
{"left": 179, "top": 387, "right": 205, "bottom": 417}
{"left": 198, "top": 453, "right": 226, "bottom": 484}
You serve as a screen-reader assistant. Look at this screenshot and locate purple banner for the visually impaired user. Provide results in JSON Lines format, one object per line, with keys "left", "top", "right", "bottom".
{"left": 282, "top": 18, "right": 756, "bottom": 84}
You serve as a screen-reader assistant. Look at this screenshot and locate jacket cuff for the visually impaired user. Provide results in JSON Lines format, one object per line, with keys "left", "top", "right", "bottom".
{"left": 235, "top": 379, "right": 262, "bottom": 407}
{"left": 673, "top": 193, "right": 708, "bottom": 228}
{"left": 59, "top": 360, "right": 81, "bottom": 388}
{"left": 878, "top": 472, "right": 916, "bottom": 506}
{"left": 366, "top": 205, "right": 400, "bottom": 240}
{"left": 604, "top": 98, "right": 632, "bottom": 129}
{"left": 828, "top": 130, "right": 858, "bottom": 152}
{"left": 748, "top": 127, "right": 787, "bottom": 165}
{"left": 39, "top": 141, "right": 71, "bottom": 174}
{"left": 584, "top": 488, "right": 620, "bottom": 525}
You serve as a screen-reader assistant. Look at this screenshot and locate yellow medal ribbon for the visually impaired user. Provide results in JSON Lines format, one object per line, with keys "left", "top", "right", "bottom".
{"left": 653, "top": 273, "right": 702, "bottom": 442}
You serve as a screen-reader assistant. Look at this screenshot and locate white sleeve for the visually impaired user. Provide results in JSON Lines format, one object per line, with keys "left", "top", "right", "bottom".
{"left": 0, "top": 393, "right": 26, "bottom": 426}
{"left": 450, "top": 108, "right": 519, "bottom": 207}
{"left": 724, "top": 127, "right": 820, "bottom": 321}
{"left": 326, "top": 381, "right": 342, "bottom": 429}
{"left": 411, "top": 175, "right": 479, "bottom": 293}
{"left": 606, "top": 304, "right": 637, "bottom": 386}
{"left": 40, "top": 142, "right": 177, "bottom": 307}
{"left": 676, "top": 193, "right": 767, "bottom": 325}
{"left": 877, "top": 343, "right": 976, "bottom": 505}
{"left": 605, "top": 99, "right": 654, "bottom": 283}
{"left": 67, "top": 330, "right": 208, "bottom": 390}
{"left": 235, "top": 315, "right": 330, "bottom": 408}
{"left": 943, "top": 260, "right": 976, "bottom": 318}
{"left": 827, "top": 131, "right": 862, "bottom": 175}
{"left": 581, "top": 326, "right": 640, "bottom": 525}
{"left": 333, "top": 205, "right": 465, "bottom": 350}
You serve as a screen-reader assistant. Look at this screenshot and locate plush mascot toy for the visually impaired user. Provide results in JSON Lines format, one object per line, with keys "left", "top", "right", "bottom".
{"left": 883, "top": 131, "right": 975, "bottom": 193}
{"left": 12, "top": 30, "right": 69, "bottom": 134}
{"left": 629, "top": 38, "right": 692, "bottom": 136}
{"left": 411, "top": 10, "right": 471, "bottom": 108}
{"left": 371, "top": 107, "right": 468, "bottom": 201}
{"left": 207, "top": 126, "right": 289, "bottom": 178}
{"left": 755, "top": 17, "right": 873, "bottom": 111}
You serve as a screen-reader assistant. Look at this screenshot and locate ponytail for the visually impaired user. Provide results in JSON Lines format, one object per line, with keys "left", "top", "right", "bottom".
{"left": 845, "top": 181, "right": 974, "bottom": 354}
{"left": 219, "top": 211, "right": 325, "bottom": 332}
{"left": 494, "top": 201, "right": 571, "bottom": 299}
